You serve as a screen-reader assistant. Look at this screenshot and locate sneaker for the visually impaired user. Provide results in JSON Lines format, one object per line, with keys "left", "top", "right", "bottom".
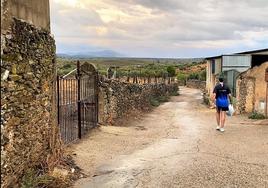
{"left": 216, "top": 126, "right": 220, "bottom": 130}
{"left": 219, "top": 128, "right": 225, "bottom": 132}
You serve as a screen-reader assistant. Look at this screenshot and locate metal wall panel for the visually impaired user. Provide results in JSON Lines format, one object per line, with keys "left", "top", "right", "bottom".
{"left": 222, "top": 55, "right": 251, "bottom": 67}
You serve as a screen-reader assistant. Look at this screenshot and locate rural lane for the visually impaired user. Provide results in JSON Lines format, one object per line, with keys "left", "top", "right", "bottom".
{"left": 70, "top": 87, "right": 268, "bottom": 188}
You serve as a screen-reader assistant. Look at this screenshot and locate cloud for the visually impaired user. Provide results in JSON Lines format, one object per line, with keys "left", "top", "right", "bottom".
{"left": 50, "top": 0, "right": 268, "bottom": 57}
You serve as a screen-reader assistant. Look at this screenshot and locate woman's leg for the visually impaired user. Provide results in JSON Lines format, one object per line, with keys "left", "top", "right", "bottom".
{"left": 216, "top": 109, "right": 220, "bottom": 126}
{"left": 220, "top": 110, "right": 226, "bottom": 128}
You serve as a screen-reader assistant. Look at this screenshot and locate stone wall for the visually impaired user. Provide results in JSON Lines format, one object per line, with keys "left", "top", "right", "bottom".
{"left": 236, "top": 62, "right": 268, "bottom": 114}
{"left": 236, "top": 77, "right": 255, "bottom": 113}
{"left": 186, "top": 79, "right": 206, "bottom": 91}
{"left": 177, "top": 80, "right": 186, "bottom": 86}
{"left": 98, "top": 78, "right": 178, "bottom": 124}
{"left": 1, "top": 18, "right": 58, "bottom": 187}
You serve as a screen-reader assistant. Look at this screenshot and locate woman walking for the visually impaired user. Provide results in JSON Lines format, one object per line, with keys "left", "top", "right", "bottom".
{"left": 212, "top": 77, "right": 232, "bottom": 132}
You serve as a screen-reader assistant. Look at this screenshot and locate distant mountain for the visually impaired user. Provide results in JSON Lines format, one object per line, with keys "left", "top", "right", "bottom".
{"left": 57, "top": 50, "right": 124, "bottom": 59}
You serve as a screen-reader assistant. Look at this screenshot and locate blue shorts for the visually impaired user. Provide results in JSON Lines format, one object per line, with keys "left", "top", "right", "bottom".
{"left": 216, "top": 106, "right": 229, "bottom": 112}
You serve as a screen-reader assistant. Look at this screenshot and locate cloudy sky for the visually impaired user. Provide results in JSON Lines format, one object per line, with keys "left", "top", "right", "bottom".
{"left": 50, "top": 0, "right": 268, "bottom": 58}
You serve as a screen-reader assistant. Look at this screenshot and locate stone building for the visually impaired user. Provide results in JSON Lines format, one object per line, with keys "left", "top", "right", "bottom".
{"left": 236, "top": 62, "right": 268, "bottom": 116}
{"left": 1, "top": 0, "right": 60, "bottom": 187}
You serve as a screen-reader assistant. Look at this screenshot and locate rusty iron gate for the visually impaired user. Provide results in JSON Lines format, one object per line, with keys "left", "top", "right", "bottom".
{"left": 57, "top": 61, "right": 98, "bottom": 144}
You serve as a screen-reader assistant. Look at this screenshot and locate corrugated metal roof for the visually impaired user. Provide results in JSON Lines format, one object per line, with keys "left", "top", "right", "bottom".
{"left": 236, "top": 48, "right": 268, "bottom": 55}
{"left": 205, "top": 48, "right": 268, "bottom": 60}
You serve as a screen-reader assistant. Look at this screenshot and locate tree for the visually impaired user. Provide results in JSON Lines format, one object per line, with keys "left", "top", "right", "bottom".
{"left": 167, "top": 66, "right": 176, "bottom": 77}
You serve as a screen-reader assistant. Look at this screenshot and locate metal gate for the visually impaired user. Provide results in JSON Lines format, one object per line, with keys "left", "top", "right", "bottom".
{"left": 57, "top": 61, "right": 98, "bottom": 144}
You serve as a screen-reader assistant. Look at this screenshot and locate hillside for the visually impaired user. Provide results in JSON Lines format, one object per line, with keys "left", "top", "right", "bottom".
{"left": 56, "top": 57, "right": 206, "bottom": 78}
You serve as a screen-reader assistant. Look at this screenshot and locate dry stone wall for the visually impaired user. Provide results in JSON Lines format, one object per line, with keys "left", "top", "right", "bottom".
{"left": 236, "top": 62, "right": 268, "bottom": 114}
{"left": 236, "top": 77, "right": 255, "bottom": 114}
{"left": 186, "top": 79, "right": 206, "bottom": 91}
{"left": 1, "top": 18, "right": 59, "bottom": 187}
{"left": 98, "top": 78, "right": 178, "bottom": 124}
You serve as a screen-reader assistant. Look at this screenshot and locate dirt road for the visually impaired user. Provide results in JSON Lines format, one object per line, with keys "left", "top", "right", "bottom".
{"left": 70, "top": 87, "right": 268, "bottom": 188}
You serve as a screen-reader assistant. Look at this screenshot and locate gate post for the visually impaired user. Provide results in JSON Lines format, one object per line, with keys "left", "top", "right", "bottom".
{"left": 77, "top": 61, "right": 82, "bottom": 139}
{"left": 57, "top": 76, "right": 60, "bottom": 125}
{"left": 95, "top": 72, "right": 99, "bottom": 126}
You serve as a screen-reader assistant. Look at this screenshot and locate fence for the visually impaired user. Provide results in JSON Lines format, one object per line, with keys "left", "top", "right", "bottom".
{"left": 57, "top": 61, "right": 98, "bottom": 144}
{"left": 106, "top": 66, "right": 176, "bottom": 84}
{"left": 114, "top": 76, "right": 175, "bottom": 84}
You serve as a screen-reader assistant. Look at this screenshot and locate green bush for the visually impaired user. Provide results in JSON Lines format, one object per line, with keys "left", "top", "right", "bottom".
{"left": 149, "top": 95, "right": 170, "bottom": 107}
{"left": 149, "top": 97, "right": 160, "bottom": 107}
{"left": 188, "top": 72, "right": 199, "bottom": 80}
{"left": 98, "top": 69, "right": 107, "bottom": 76}
{"left": 177, "top": 73, "right": 187, "bottom": 82}
{"left": 177, "top": 64, "right": 187, "bottom": 70}
{"left": 158, "top": 95, "right": 170, "bottom": 103}
{"left": 199, "top": 70, "right": 206, "bottom": 81}
{"left": 62, "top": 63, "right": 73, "bottom": 69}
{"left": 170, "top": 91, "right": 179, "bottom": 96}
{"left": 21, "top": 168, "right": 70, "bottom": 188}
{"left": 21, "top": 169, "right": 37, "bottom": 188}
{"left": 248, "top": 111, "right": 266, "bottom": 119}
{"left": 167, "top": 66, "right": 176, "bottom": 77}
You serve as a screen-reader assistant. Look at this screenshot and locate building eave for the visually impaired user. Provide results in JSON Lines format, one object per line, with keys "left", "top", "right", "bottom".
{"left": 205, "top": 55, "right": 222, "bottom": 60}
{"left": 205, "top": 48, "right": 268, "bottom": 60}
{"left": 235, "top": 48, "right": 268, "bottom": 55}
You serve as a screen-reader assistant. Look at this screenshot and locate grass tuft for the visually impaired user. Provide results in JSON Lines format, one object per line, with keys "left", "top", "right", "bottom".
{"left": 248, "top": 111, "right": 266, "bottom": 119}
{"left": 21, "top": 168, "right": 71, "bottom": 188}
{"left": 149, "top": 95, "right": 170, "bottom": 107}
{"left": 149, "top": 97, "right": 160, "bottom": 107}
{"left": 170, "top": 91, "right": 179, "bottom": 96}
